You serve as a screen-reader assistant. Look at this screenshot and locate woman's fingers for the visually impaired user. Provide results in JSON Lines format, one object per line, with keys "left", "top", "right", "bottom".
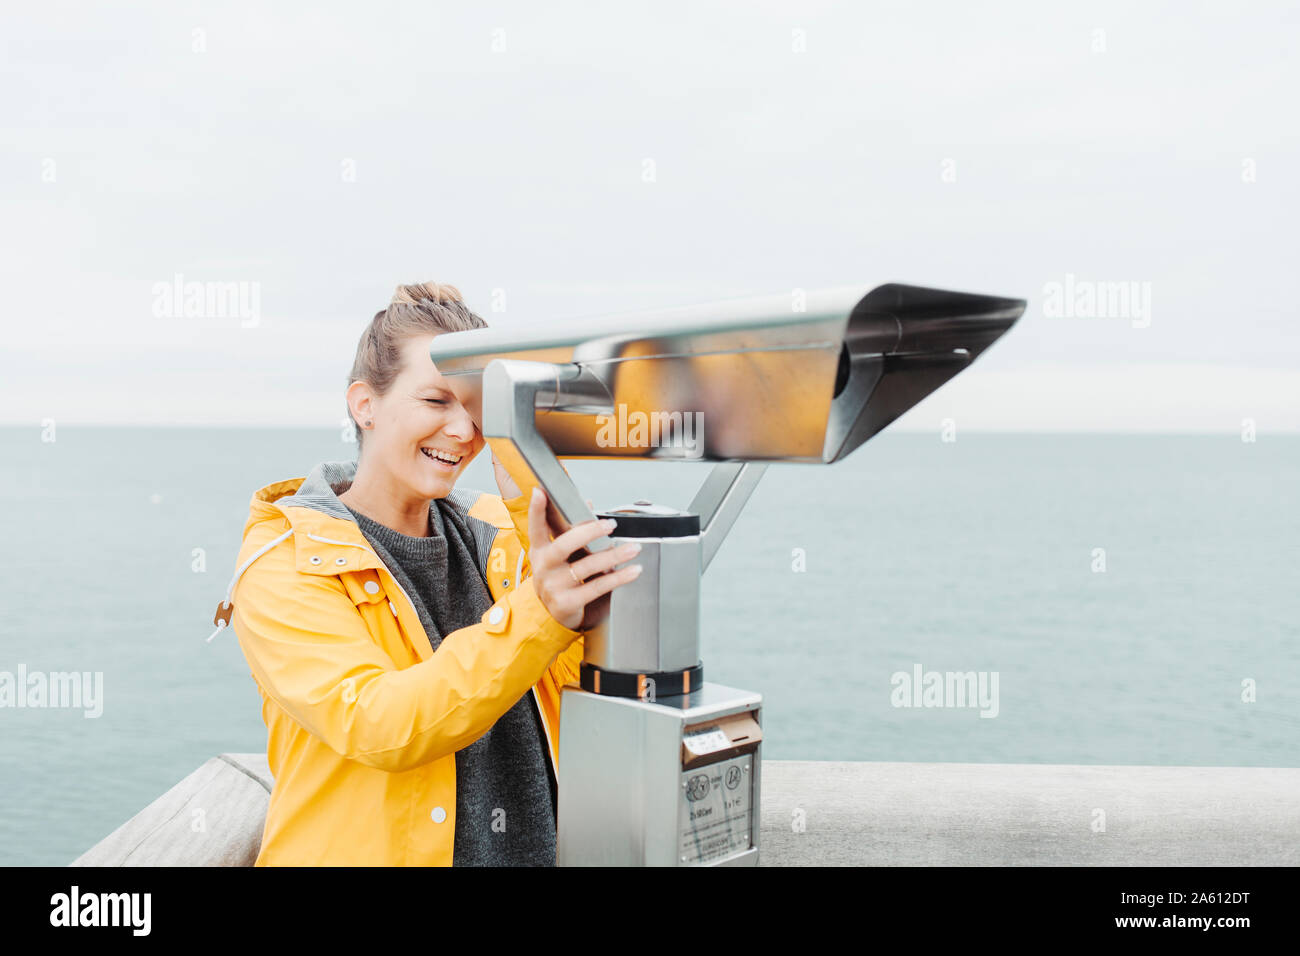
{"left": 569, "top": 541, "right": 642, "bottom": 582}
{"left": 527, "top": 487, "right": 555, "bottom": 566}
{"left": 527, "top": 487, "right": 641, "bottom": 631}
{"left": 547, "top": 514, "right": 616, "bottom": 564}
{"left": 529, "top": 488, "right": 610, "bottom": 566}
{"left": 572, "top": 563, "right": 643, "bottom": 605}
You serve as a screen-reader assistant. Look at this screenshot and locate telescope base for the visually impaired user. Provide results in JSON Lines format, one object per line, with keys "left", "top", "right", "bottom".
{"left": 556, "top": 681, "right": 763, "bottom": 867}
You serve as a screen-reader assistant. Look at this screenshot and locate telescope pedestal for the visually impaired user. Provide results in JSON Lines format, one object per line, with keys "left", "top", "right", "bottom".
{"left": 556, "top": 682, "right": 763, "bottom": 867}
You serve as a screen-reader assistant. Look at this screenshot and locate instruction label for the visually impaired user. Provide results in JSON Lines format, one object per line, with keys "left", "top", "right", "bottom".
{"left": 678, "top": 752, "right": 753, "bottom": 864}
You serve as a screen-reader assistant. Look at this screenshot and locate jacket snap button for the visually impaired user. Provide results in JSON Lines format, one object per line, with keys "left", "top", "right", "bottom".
{"left": 430, "top": 806, "right": 447, "bottom": 823}
{"left": 363, "top": 580, "right": 380, "bottom": 594}
{"left": 309, "top": 556, "right": 322, "bottom": 565}
{"left": 335, "top": 557, "right": 347, "bottom": 566}
{"left": 502, "top": 579, "right": 511, "bottom": 588}
{"left": 487, "top": 606, "right": 504, "bottom": 626}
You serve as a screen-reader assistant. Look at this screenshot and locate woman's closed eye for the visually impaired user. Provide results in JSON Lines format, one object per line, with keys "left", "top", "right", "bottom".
{"left": 425, "top": 398, "right": 447, "bottom": 405}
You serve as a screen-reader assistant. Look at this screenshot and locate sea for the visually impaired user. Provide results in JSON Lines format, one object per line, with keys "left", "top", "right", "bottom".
{"left": 1, "top": 427, "right": 1297, "bottom": 865}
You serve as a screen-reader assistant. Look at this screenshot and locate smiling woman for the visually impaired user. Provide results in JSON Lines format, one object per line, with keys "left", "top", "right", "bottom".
{"left": 337, "top": 282, "right": 488, "bottom": 535}
{"left": 338, "top": 282, "right": 488, "bottom": 538}
{"left": 220, "top": 280, "right": 644, "bottom": 866}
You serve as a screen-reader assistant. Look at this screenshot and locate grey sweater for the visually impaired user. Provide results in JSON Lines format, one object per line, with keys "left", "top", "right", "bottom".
{"left": 342, "top": 496, "right": 557, "bottom": 867}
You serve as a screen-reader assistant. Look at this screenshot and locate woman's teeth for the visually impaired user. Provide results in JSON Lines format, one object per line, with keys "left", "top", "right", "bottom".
{"left": 421, "top": 448, "right": 461, "bottom": 467}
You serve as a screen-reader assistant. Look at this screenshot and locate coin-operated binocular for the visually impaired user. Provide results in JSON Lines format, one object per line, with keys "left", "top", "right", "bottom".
{"left": 429, "top": 283, "right": 1024, "bottom": 865}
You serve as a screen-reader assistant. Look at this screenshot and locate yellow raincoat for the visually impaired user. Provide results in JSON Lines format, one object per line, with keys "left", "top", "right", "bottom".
{"left": 212, "top": 460, "right": 583, "bottom": 866}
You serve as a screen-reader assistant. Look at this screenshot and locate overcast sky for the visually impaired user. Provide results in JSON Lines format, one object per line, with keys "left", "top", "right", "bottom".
{"left": 2, "top": 1, "right": 1296, "bottom": 432}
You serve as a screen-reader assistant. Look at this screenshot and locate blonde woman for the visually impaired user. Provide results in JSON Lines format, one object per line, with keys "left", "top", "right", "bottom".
{"left": 211, "top": 282, "right": 643, "bottom": 865}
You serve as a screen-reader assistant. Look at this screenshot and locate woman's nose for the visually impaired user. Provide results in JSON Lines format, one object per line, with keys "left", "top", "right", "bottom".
{"left": 444, "top": 404, "right": 477, "bottom": 441}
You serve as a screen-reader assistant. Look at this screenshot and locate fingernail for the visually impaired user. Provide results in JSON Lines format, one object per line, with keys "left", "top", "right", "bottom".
{"left": 602, "top": 518, "right": 617, "bottom": 530}
{"left": 532, "top": 488, "right": 541, "bottom": 500}
{"left": 622, "top": 542, "right": 642, "bottom": 555}
{"left": 629, "top": 564, "right": 643, "bottom": 575}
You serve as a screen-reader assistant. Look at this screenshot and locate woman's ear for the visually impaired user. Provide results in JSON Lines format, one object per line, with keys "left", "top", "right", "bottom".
{"left": 345, "top": 380, "right": 374, "bottom": 430}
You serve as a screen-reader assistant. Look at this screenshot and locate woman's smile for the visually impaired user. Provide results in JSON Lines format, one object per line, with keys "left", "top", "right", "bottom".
{"left": 419, "top": 446, "right": 464, "bottom": 472}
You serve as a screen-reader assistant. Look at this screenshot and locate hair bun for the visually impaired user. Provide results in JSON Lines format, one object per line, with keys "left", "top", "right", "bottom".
{"left": 391, "top": 281, "right": 462, "bottom": 306}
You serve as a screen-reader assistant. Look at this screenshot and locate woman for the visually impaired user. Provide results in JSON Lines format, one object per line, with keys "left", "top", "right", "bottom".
{"left": 210, "top": 281, "right": 643, "bottom": 866}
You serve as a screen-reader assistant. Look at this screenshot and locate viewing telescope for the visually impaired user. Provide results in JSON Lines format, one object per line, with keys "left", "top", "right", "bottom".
{"left": 429, "top": 282, "right": 1025, "bottom": 865}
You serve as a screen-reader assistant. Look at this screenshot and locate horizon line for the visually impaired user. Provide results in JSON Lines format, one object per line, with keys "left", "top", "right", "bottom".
{"left": 3, "top": 423, "right": 1297, "bottom": 437}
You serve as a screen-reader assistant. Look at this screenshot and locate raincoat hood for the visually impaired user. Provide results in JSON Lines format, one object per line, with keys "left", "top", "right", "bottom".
{"left": 210, "top": 460, "right": 509, "bottom": 642}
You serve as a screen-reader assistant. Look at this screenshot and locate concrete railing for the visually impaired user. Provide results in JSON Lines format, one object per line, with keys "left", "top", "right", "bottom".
{"left": 72, "top": 756, "right": 1300, "bottom": 866}
{"left": 72, "top": 754, "right": 274, "bottom": 867}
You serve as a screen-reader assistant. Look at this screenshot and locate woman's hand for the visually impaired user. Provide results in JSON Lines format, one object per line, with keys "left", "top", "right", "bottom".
{"left": 491, "top": 450, "right": 523, "bottom": 501}
{"left": 527, "top": 487, "right": 643, "bottom": 632}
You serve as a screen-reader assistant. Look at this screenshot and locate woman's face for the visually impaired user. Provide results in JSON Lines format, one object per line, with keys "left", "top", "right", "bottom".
{"left": 362, "top": 334, "right": 485, "bottom": 500}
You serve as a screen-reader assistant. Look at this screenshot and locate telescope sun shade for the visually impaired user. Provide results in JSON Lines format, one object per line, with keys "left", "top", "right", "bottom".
{"left": 428, "top": 283, "right": 1025, "bottom": 464}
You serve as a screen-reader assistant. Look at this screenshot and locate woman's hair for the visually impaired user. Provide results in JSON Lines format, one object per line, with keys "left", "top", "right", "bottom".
{"left": 347, "top": 281, "right": 488, "bottom": 447}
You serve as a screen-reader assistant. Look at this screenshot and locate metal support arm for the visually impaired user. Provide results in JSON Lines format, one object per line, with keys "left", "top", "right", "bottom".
{"left": 481, "top": 359, "right": 765, "bottom": 568}
{"left": 688, "top": 462, "right": 767, "bottom": 573}
{"left": 481, "top": 358, "right": 615, "bottom": 552}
